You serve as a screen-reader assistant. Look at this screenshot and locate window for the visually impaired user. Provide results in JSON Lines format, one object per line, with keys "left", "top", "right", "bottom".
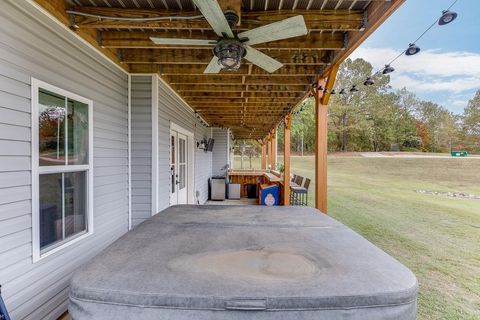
{"left": 32, "top": 79, "right": 93, "bottom": 262}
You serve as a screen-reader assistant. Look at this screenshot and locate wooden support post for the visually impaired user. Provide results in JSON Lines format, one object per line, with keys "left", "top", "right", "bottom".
{"left": 283, "top": 114, "right": 292, "bottom": 206}
{"left": 261, "top": 143, "right": 267, "bottom": 170}
{"left": 270, "top": 128, "right": 277, "bottom": 170}
{"left": 266, "top": 136, "right": 272, "bottom": 170}
{"left": 315, "top": 64, "right": 339, "bottom": 214}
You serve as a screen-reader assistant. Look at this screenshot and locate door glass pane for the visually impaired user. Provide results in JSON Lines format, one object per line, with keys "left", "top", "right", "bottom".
{"left": 64, "top": 171, "right": 87, "bottom": 238}
{"left": 67, "top": 99, "right": 89, "bottom": 165}
{"left": 179, "top": 164, "right": 186, "bottom": 189}
{"left": 39, "top": 90, "right": 65, "bottom": 166}
{"left": 39, "top": 173, "right": 63, "bottom": 249}
{"left": 179, "top": 137, "right": 186, "bottom": 189}
{"left": 171, "top": 135, "right": 175, "bottom": 194}
{"left": 179, "top": 138, "right": 185, "bottom": 163}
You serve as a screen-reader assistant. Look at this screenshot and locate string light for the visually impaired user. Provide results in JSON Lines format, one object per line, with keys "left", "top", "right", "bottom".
{"left": 405, "top": 43, "right": 421, "bottom": 56}
{"left": 327, "top": 0, "right": 458, "bottom": 98}
{"left": 364, "top": 77, "right": 375, "bottom": 86}
{"left": 438, "top": 10, "right": 458, "bottom": 25}
{"left": 382, "top": 64, "right": 395, "bottom": 74}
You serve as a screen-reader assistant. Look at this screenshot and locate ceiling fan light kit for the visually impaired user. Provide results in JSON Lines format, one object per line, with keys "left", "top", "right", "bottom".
{"left": 213, "top": 39, "right": 246, "bottom": 71}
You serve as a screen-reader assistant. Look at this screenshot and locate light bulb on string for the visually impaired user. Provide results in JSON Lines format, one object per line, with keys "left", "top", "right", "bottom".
{"left": 382, "top": 64, "right": 395, "bottom": 74}
{"left": 438, "top": 10, "right": 457, "bottom": 25}
{"left": 405, "top": 43, "right": 421, "bottom": 56}
{"left": 364, "top": 77, "right": 375, "bottom": 86}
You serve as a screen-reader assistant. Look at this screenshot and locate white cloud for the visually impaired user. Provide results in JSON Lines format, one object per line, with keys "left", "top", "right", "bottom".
{"left": 350, "top": 46, "right": 480, "bottom": 93}
{"left": 390, "top": 74, "right": 479, "bottom": 94}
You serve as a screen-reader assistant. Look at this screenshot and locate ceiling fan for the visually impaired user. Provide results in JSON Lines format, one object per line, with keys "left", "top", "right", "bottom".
{"left": 150, "top": 0, "right": 308, "bottom": 74}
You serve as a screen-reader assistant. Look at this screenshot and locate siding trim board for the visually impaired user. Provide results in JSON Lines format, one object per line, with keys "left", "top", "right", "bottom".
{"left": 151, "top": 75, "right": 159, "bottom": 215}
{"left": 128, "top": 75, "right": 132, "bottom": 230}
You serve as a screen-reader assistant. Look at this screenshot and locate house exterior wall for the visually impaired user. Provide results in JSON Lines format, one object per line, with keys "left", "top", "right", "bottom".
{"left": 0, "top": 1, "right": 129, "bottom": 319}
{"left": 157, "top": 78, "right": 213, "bottom": 208}
{"left": 130, "top": 75, "right": 213, "bottom": 226}
{"left": 130, "top": 76, "right": 153, "bottom": 227}
{"left": 212, "top": 128, "right": 229, "bottom": 176}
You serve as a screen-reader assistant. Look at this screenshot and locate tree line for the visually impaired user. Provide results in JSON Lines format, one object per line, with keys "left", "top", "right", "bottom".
{"left": 275, "top": 58, "right": 480, "bottom": 154}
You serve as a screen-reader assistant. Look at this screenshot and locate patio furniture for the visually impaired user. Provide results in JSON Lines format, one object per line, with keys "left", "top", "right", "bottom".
{"left": 69, "top": 205, "right": 418, "bottom": 320}
{"left": 290, "top": 178, "right": 311, "bottom": 206}
{"left": 291, "top": 174, "right": 297, "bottom": 183}
{"left": 290, "top": 176, "right": 306, "bottom": 205}
{"left": 294, "top": 175, "right": 304, "bottom": 186}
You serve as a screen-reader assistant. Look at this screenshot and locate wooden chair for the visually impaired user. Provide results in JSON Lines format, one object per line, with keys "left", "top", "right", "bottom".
{"left": 290, "top": 177, "right": 310, "bottom": 206}
{"left": 294, "top": 175, "right": 304, "bottom": 186}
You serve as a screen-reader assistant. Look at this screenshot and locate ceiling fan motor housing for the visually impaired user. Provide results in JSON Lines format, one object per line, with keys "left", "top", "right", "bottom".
{"left": 224, "top": 10, "right": 239, "bottom": 29}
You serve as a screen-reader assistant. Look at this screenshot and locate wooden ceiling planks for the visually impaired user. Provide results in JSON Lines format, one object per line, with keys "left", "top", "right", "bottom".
{"left": 33, "top": 0, "right": 405, "bottom": 139}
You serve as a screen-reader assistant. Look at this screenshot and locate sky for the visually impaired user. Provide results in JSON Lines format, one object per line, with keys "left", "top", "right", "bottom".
{"left": 349, "top": 0, "right": 480, "bottom": 114}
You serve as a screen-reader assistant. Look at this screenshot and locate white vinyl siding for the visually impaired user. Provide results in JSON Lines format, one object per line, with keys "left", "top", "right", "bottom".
{"left": 212, "top": 128, "right": 229, "bottom": 176}
{"left": 130, "top": 76, "right": 153, "bottom": 227}
{"left": 0, "top": 1, "right": 129, "bottom": 319}
{"left": 130, "top": 75, "right": 214, "bottom": 226}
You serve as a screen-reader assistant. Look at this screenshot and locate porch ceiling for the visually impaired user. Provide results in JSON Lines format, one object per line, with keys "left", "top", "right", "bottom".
{"left": 35, "top": 0, "right": 404, "bottom": 139}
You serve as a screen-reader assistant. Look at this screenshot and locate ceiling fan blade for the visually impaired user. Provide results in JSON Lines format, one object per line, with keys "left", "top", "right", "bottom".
{"left": 192, "top": 0, "right": 234, "bottom": 38}
{"left": 150, "top": 37, "right": 216, "bottom": 46}
{"left": 204, "top": 56, "right": 222, "bottom": 74}
{"left": 244, "top": 46, "right": 283, "bottom": 73}
{"left": 238, "top": 15, "right": 308, "bottom": 46}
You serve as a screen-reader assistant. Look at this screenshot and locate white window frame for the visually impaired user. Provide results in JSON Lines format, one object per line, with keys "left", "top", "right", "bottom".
{"left": 31, "top": 78, "right": 94, "bottom": 263}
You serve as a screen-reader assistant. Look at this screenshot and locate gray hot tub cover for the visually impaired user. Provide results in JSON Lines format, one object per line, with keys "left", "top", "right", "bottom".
{"left": 69, "top": 205, "right": 418, "bottom": 319}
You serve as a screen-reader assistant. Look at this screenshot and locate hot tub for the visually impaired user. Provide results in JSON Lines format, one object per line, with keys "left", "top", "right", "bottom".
{"left": 69, "top": 205, "right": 418, "bottom": 319}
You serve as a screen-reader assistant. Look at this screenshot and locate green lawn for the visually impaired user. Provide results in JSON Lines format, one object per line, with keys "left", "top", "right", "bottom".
{"left": 234, "top": 154, "right": 480, "bottom": 319}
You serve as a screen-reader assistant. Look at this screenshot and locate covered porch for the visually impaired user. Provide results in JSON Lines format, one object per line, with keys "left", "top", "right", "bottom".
{"left": 0, "top": 1, "right": 406, "bottom": 319}
{"left": 33, "top": 0, "right": 404, "bottom": 212}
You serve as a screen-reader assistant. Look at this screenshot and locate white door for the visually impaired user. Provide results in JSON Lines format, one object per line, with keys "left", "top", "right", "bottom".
{"left": 170, "top": 130, "right": 188, "bottom": 205}
{"left": 170, "top": 133, "right": 178, "bottom": 205}
{"left": 177, "top": 133, "right": 188, "bottom": 204}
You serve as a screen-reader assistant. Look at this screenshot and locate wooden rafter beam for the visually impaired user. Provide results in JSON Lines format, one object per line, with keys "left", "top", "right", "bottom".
{"left": 121, "top": 49, "right": 333, "bottom": 65}
{"left": 166, "top": 75, "right": 315, "bottom": 85}
{"left": 100, "top": 31, "right": 345, "bottom": 50}
{"left": 129, "top": 64, "right": 325, "bottom": 76}
{"left": 185, "top": 97, "right": 299, "bottom": 102}
{"left": 182, "top": 91, "right": 303, "bottom": 98}
{"left": 175, "top": 84, "right": 307, "bottom": 92}
{"left": 69, "top": 7, "right": 364, "bottom": 31}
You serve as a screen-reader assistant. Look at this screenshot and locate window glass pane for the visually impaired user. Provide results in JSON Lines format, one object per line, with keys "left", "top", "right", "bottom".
{"left": 67, "top": 99, "right": 89, "bottom": 165}
{"left": 39, "top": 173, "right": 63, "bottom": 249}
{"left": 64, "top": 171, "right": 87, "bottom": 238}
{"left": 39, "top": 90, "right": 65, "bottom": 166}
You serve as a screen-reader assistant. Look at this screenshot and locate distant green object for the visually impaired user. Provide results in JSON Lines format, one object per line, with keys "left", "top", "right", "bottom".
{"left": 451, "top": 151, "right": 468, "bottom": 157}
